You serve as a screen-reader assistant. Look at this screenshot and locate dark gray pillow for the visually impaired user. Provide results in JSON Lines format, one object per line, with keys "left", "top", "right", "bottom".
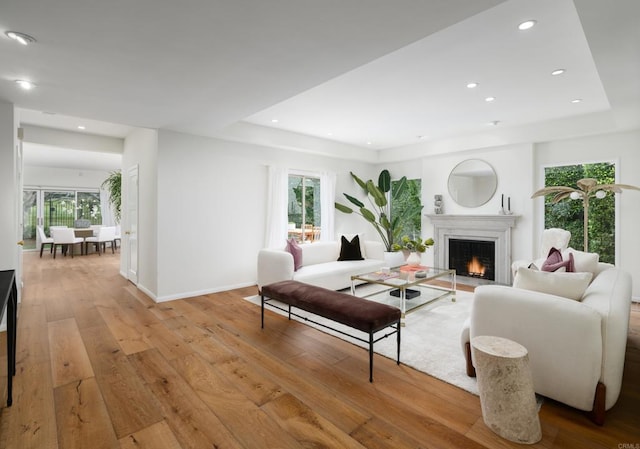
{"left": 337, "top": 235, "right": 364, "bottom": 261}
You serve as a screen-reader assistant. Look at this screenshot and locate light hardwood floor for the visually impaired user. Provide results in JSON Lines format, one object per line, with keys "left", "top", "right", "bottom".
{"left": 0, "top": 251, "right": 638, "bottom": 448}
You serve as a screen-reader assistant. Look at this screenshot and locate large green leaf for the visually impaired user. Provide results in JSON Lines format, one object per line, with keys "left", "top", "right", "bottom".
{"left": 391, "top": 176, "right": 407, "bottom": 200}
{"left": 380, "top": 213, "right": 390, "bottom": 230}
{"left": 378, "top": 169, "right": 391, "bottom": 193}
{"left": 360, "top": 208, "right": 376, "bottom": 222}
{"left": 366, "top": 180, "right": 387, "bottom": 207}
{"left": 101, "top": 170, "right": 122, "bottom": 223}
{"left": 350, "top": 172, "right": 368, "bottom": 191}
{"left": 343, "top": 193, "right": 364, "bottom": 208}
{"left": 335, "top": 202, "right": 353, "bottom": 214}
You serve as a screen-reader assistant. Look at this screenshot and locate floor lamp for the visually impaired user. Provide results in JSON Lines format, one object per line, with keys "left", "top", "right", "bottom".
{"left": 532, "top": 178, "right": 640, "bottom": 252}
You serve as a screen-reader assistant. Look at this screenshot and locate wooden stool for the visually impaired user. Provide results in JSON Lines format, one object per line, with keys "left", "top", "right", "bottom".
{"left": 471, "top": 335, "right": 541, "bottom": 444}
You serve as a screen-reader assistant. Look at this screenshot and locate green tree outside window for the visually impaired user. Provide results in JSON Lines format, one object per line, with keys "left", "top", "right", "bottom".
{"left": 391, "top": 178, "right": 422, "bottom": 240}
{"left": 544, "top": 163, "right": 615, "bottom": 263}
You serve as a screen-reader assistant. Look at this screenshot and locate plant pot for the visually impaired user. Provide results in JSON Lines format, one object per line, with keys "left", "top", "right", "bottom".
{"left": 406, "top": 251, "right": 421, "bottom": 267}
{"left": 383, "top": 251, "right": 405, "bottom": 268}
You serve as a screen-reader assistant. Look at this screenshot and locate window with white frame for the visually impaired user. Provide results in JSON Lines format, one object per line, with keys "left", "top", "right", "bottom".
{"left": 287, "top": 174, "right": 321, "bottom": 243}
{"left": 543, "top": 162, "right": 616, "bottom": 263}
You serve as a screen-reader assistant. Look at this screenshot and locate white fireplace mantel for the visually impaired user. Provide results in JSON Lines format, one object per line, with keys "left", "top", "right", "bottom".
{"left": 426, "top": 214, "right": 520, "bottom": 285}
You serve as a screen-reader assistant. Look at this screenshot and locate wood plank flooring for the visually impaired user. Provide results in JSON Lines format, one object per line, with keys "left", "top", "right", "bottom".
{"left": 0, "top": 252, "right": 638, "bottom": 448}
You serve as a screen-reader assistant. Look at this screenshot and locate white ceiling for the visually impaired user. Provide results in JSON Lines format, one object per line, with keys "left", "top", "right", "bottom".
{"left": 1, "top": 0, "right": 639, "bottom": 162}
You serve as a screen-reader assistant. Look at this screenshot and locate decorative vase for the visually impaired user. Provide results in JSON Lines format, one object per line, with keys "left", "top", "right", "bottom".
{"left": 406, "top": 251, "right": 421, "bottom": 267}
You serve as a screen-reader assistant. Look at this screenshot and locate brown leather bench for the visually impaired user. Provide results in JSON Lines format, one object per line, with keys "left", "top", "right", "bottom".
{"left": 261, "top": 280, "right": 401, "bottom": 381}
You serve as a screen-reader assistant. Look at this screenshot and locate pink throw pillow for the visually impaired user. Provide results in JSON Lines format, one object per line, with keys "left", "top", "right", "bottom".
{"left": 541, "top": 247, "right": 574, "bottom": 272}
{"left": 285, "top": 238, "right": 302, "bottom": 271}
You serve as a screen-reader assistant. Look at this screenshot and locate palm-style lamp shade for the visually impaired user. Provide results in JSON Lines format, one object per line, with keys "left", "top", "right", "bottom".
{"left": 531, "top": 178, "right": 640, "bottom": 252}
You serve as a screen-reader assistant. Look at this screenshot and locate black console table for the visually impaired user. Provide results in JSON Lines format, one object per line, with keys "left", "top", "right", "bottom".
{"left": 0, "top": 270, "right": 17, "bottom": 406}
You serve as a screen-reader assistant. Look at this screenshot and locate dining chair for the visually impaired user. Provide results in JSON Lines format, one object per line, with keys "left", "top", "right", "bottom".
{"left": 304, "top": 223, "right": 314, "bottom": 242}
{"left": 51, "top": 227, "right": 84, "bottom": 258}
{"left": 36, "top": 226, "right": 54, "bottom": 258}
{"left": 113, "top": 224, "right": 121, "bottom": 251}
{"left": 85, "top": 226, "right": 117, "bottom": 255}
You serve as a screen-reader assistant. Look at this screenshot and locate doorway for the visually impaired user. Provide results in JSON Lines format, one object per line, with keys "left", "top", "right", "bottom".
{"left": 22, "top": 188, "right": 103, "bottom": 250}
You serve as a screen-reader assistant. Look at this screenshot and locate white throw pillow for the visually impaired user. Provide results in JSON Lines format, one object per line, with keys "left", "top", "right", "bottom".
{"left": 562, "top": 248, "right": 599, "bottom": 274}
{"left": 540, "top": 228, "right": 571, "bottom": 259}
{"left": 513, "top": 267, "right": 593, "bottom": 301}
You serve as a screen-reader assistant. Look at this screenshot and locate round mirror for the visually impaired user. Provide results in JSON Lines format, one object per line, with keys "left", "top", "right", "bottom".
{"left": 447, "top": 159, "right": 497, "bottom": 207}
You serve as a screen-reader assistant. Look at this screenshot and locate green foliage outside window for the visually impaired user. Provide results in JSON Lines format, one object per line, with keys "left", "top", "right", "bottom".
{"left": 391, "top": 178, "right": 422, "bottom": 240}
{"left": 288, "top": 175, "right": 321, "bottom": 228}
{"left": 544, "top": 163, "right": 615, "bottom": 263}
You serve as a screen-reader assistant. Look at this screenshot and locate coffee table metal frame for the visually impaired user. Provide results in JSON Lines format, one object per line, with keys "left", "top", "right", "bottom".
{"left": 351, "top": 266, "right": 456, "bottom": 326}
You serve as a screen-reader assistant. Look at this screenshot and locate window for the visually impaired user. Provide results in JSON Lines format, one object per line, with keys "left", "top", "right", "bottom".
{"left": 543, "top": 162, "right": 615, "bottom": 263}
{"left": 22, "top": 188, "right": 103, "bottom": 250}
{"left": 390, "top": 178, "right": 422, "bottom": 240}
{"left": 287, "top": 174, "right": 321, "bottom": 243}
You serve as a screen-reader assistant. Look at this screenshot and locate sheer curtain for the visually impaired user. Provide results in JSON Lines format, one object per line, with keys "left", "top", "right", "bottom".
{"left": 100, "top": 189, "right": 116, "bottom": 226}
{"left": 264, "top": 165, "right": 289, "bottom": 249}
{"left": 320, "top": 171, "right": 336, "bottom": 242}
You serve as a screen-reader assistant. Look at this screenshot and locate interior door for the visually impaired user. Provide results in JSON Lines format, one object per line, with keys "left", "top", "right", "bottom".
{"left": 126, "top": 165, "right": 139, "bottom": 284}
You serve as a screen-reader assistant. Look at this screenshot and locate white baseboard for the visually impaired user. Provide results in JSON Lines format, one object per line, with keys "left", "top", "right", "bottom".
{"left": 154, "top": 281, "right": 256, "bottom": 303}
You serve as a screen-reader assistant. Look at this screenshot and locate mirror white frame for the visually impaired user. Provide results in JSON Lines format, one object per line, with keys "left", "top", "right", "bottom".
{"left": 447, "top": 159, "right": 497, "bottom": 207}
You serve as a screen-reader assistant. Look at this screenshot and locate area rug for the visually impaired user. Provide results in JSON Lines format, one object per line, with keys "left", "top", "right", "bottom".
{"left": 244, "top": 285, "right": 479, "bottom": 395}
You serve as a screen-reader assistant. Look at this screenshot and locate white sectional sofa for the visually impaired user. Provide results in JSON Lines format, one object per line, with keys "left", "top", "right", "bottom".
{"left": 257, "top": 240, "right": 386, "bottom": 292}
{"left": 460, "top": 261, "right": 632, "bottom": 424}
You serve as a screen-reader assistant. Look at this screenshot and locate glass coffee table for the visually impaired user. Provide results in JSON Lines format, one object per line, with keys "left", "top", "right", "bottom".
{"left": 351, "top": 266, "right": 456, "bottom": 326}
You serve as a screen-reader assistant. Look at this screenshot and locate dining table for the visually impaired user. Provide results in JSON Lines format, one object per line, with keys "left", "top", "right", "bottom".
{"left": 73, "top": 228, "right": 95, "bottom": 238}
{"left": 287, "top": 227, "right": 316, "bottom": 242}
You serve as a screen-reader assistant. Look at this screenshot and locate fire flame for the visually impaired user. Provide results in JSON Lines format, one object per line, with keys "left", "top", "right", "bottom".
{"left": 467, "top": 256, "right": 486, "bottom": 277}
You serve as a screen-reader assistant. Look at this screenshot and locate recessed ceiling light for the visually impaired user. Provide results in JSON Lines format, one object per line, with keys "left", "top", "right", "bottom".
{"left": 466, "top": 82, "right": 478, "bottom": 89}
{"left": 551, "top": 69, "right": 565, "bottom": 76}
{"left": 518, "top": 20, "right": 537, "bottom": 31}
{"left": 485, "top": 96, "right": 495, "bottom": 102}
{"left": 271, "top": 119, "right": 279, "bottom": 123}
{"left": 15, "top": 80, "right": 35, "bottom": 90}
{"left": 571, "top": 98, "right": 582, "bottom": 103}
{"left": 366, "top": 141, "right": 372, "bottom": 145}
{"left": 77, "top": 125, "right": 86, "bottom": 130}
{"left": 327, "top": 132, "right": 333, "bottom": 136}
{"left": 5, "top": 31, "right": 36, "bottom": 45}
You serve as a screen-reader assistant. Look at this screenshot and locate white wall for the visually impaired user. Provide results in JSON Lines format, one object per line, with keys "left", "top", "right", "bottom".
{"left": 384, "top": 144, "right": 535, "bottom": 269}
{"left": 122, "top": 128, "right": 158, "bottom": 296}
{"left": 383, "top": 130, "right": 640, "bottom": 299}
{"left": 23, "top": 166, "right": 111, "bottom": 189}
{"left": 23, "top": 125, "right": 123, "bottom": 154}
{"left": 125, "top": 124, "right": 640, "bottom": 302}
{"left": 535, "top": 129, "right": 640, "bottom": 299}
{"left": 154, "top": 130, "right": 374, "bottom": 301}
{"left": 0, "top": 103, "right": 18, "bottom": 272}
{"left": 0, "top": 103, "right": 18, "bottom": 331}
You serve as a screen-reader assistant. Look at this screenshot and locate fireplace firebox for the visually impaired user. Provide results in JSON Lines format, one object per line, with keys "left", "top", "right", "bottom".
{"left": 449, "top": 239, "right": 495, "bottom": 281}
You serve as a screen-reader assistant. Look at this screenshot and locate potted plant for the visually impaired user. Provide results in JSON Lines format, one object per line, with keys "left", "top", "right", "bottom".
{"left": 335, "top": 169, "right": 422, "bottom": 252}
{"left": 101, "top": 170, "right": 121, "bottom": 223}
{"left": 392, "top": 235, "right": 435, "bottom": 266}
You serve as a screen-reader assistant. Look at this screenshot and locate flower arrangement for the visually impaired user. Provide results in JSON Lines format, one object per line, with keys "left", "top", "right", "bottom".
{"left": 392, "top": 235, "right": 434, "bottom": 253}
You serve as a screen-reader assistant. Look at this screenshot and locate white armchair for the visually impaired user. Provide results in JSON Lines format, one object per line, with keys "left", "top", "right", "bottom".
{"left": 461, "top": 228, "right": 632, "bottom": 424}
